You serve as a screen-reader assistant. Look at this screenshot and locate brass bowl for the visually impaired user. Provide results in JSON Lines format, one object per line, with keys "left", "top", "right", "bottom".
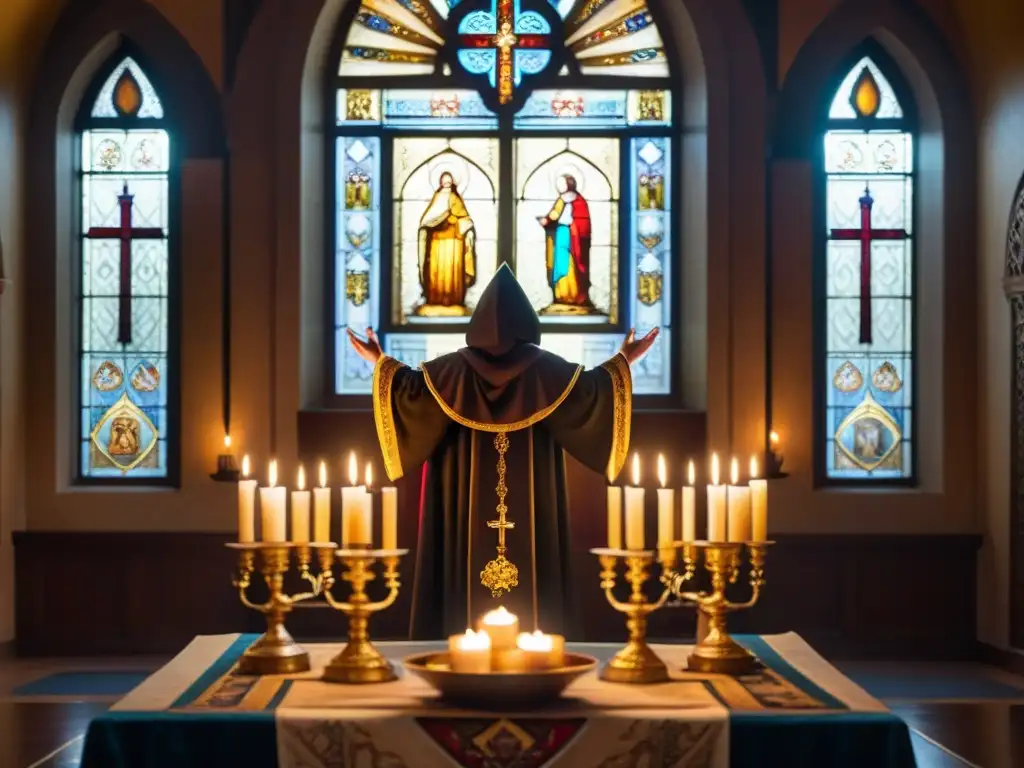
{"left": 403, "top": 652, "right": 598, "bottom": 709}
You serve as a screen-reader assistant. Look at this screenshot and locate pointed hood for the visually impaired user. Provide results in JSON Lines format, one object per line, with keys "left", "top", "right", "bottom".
{"left": 465, "top": 263, "right": 540, "bottom": 357}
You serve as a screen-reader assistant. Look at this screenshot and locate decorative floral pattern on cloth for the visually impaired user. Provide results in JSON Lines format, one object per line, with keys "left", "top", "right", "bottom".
{"left": 417, "top": 717, "right": 586, "bottom": 767}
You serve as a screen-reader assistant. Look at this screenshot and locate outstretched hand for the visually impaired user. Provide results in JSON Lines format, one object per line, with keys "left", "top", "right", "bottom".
{"left": 618, "top": 327, "right": 659, "bottom": 366}
{"left": 347, "top": 327, "right": 384, "bottom": 365}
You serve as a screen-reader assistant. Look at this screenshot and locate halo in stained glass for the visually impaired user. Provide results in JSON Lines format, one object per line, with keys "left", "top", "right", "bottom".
{"left": 91, "top": 58, "right": 164, "bottom": 118}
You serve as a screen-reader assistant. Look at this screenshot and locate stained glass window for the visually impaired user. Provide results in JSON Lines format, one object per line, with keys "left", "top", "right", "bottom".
{"left": 822, "top": 55, "right": 914, "bottom": 480}
{"left": 78, "top": 55, "right": 172, "bottom": 480}
{"left": 333, "top": 0, "right": 674, "bottom": 395}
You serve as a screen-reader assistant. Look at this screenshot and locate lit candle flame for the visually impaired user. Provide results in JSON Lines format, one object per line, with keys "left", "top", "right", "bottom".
{"left": 365, "top": 462, "right": 373, "bottom": 490}
{"left": 223, "top": 434, "right": 232, "bottom": 449}
{"left": 348, "top": 451, "right": 358, "bottom": 486}
{"left": 631, "top": 452, "right": 640, "bottom": 486}
{"left": 730, "top": 457, "right": 739, "bottom": 485}
{"left": 318, "top": 460, "right": 327, "bottom": 488}
{"left": 297, "top": 464, "right": 306, "bottom": 491}
{"left": 750, "top": 455, "right": 759, "bottom": 479}
{"left": 687, "top": 459, "right": 695, "bottom": 486}
{"left": 268, "top": 459, "right": 278, "bottom": 488}
{"left": 241, "top": 454, "right": 250, "bottom": 478}
{"left": 769, "top": 430, "right": 780, "bottom": 448}
{"left": 657, "top": 453, "right": 667, "bottom": 488}
{"left": 711, "top": 453, "right": 720, "bottom": 485}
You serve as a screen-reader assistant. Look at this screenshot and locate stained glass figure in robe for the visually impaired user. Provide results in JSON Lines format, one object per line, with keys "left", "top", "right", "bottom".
{"left": 416, "top": 171, "right": 478, "bottom": 314}
{"left": 538, "top": 174, "right": 594, "bottom": 312}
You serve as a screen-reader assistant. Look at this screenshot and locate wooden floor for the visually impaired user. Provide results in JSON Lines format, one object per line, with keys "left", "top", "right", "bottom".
{"left": 1, "top": 658, "right": 1022, "bottom": 767}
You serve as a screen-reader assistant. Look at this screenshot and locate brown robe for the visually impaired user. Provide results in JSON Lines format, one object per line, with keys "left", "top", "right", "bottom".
{"left": 372, "top": 264, "right": 631, "bottom": 639}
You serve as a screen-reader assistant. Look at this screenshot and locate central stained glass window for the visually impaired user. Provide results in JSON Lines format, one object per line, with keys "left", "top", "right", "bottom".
{"left": 333, "top": 0, "right": 675, "bottom": 395}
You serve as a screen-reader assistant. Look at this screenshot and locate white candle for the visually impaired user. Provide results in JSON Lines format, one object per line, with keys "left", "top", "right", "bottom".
{"left": 517, "top": 630, "right": 560, "bottom": 670}
{"left": 624, "top": 453, "right": 645, "bottom": 550}
{"left": 656, "top": 454, "right": 674, "bottom": 545}
{"left": 448, "top": 630, "right": 491, "bottom": 673}
{"left": 606, "top": 486, "right": 622, "bottom": 549}
{"left": 291, "top": 465, "right": 311, "bottom": 543}
{"left": 362, "top": 462, "right": 375, "bottom": 546}
{"left": 682, "top": 460, "right": 696, "bottom": 542}
{"left": 259, "top": 460, "right": 287, "bottom": 542}
{"left": 237, "top": 454, "right": 257, "bottom": 543}
{"left": 313, "top": 461, "right": 331, "bottom": 543}
{"left": 382, "top": 487, "right": 398, "bottom": 549}
{"left": 707, "top": 453, "right": 727, "bottom": 541}
{"left": 478, "top": 606, "right": 519, "bottom": 650}
{"left": 750, "top": 456, "right": 768, "bottom": 542}
{"left": 727, "top": 457, "right": 751, "bottom": 542}
{"left": 340, "top": 452, "right": 370, "bottom": 547}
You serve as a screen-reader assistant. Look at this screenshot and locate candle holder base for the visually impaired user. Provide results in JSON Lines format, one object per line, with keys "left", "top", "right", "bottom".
{"left": 686, "top": 627, "right": 757, "bottom": 676}
{"left": 600, "top": 643, "right": 670, "bottom": 684}
{"left": 322, "top": 642, "right": 397, "bottom": 684}
{"left": 237, "top": 625, "right": 310, "bottom": 676}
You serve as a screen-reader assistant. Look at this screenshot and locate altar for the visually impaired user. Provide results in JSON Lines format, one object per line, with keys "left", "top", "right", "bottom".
{"left": 81, "top": 632, "right": 915, "bottom": 768}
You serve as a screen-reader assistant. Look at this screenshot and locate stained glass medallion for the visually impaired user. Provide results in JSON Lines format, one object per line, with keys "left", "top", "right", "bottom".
{"left": 824, "top": 55, "right": 913, "bottom": 479}
{"left": 80, "top": 57, "right": 170, "bottom": 479}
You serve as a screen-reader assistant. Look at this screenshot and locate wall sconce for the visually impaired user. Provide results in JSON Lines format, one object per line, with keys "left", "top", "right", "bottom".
{"left": 210, "top": 433, "right": 241, "bottom": 482}
{"left": 765, "top": 429, "right": 787, "bottom": 479}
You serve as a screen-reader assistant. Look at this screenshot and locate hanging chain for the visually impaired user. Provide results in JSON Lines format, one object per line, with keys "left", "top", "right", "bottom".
{"left": 480, "top": 431, "right": 519, "bottom": 597}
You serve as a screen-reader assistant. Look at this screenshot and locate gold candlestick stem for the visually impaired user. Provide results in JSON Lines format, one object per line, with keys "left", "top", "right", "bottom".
{"left": 322, "top": 548, "right": 409, "bottom": 684}
{"left": 664, "top": 541, "right": 775, "bottom": 675}
{"left": 226, "top": 543, "right": 333, "bottom": 675}
{"left": 591, "top": 548, "right": 671, "bottom": 684}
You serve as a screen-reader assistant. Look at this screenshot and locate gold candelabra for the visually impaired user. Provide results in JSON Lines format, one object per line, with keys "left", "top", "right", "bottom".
{"left": 320, "top": 547, "right": 409, "bottom": 684}
{"left": 590, "top": 546, "right": 679, "bottom": 683}
{"left": 661, "top": 541, "right": 775, "bottom": 675}
{"left": 225, "top": 542, "right": 336, "bottom": 675}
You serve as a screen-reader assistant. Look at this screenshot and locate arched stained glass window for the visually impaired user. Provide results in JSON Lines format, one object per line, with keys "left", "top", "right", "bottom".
{"left": 332, "top": 0, "right": 675, "bottom": 396}
{"left": 77, "top": 54, "right": 175, "bottom": 481}
{"left": 821, "top": 52, "right": 914, "bottom": 481}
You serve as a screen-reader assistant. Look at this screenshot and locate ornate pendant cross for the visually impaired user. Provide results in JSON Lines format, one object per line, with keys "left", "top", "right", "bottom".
{"left": 829, "top": 186, "right": 908, "bottom": 344}
{"left": 85, "top": 182, "right": 163, "bottom": 345}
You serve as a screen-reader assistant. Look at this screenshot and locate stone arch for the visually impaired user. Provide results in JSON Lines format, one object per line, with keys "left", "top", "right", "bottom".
{"left": 770, "top": 0, "right": 974, "bottom": 504}
{"left": 230, "top": 0, "right": 768, "bottom": 460}
{"left": 23, "top": 0, "right": 226, "bottom": 499}
{"left": 1004, "top": 176, "right": 1024, "bottom": 648}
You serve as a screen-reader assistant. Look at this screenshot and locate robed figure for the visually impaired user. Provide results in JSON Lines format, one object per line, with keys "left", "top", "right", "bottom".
{"left": 416, "top": 171, "right": 477, "bottom": 315}
{"left": 538, "top": 174, "right": 593, "bottom": 312}
{"left": 349, "top": 265, "right": 658, "bottom": 639}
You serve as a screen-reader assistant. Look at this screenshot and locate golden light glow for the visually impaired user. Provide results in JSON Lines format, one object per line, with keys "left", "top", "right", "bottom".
{"left": 711, "top": 453, "right": 720, "bottom": 486}
{"left": 730, "top": 457, "right": 739, "bottom": 486}
{"left": 657, "top": 454, "right": 667, "bottom": 488}
{"left": 223, "top": 434, "right": 232, "bottom": 449}
{"left": 348, "top": 451, "right": 358, "bottom": 486}
{"left": 268, "top": 459, "right": 278, "bottom": 488}
{"left": 318, "top": 460, "right": 327, "bottom": 488}
{"left": 365, "top": 462, "right": 373, "bottom": 490}
{"left": 241, "top": 454, "right": 251, "bottom": 478}
{"left": 631, "top": 452, "right": 641, "bottom": 486}
{"left": 852, "top": 67, "right": 880, "bottom": 118}
{"left": 687, "top": 460, "right": 695, "bottom": 486}
{"left": 297, "top": 465, "right": 306, "bottom": 491}
{"left": 769, "top": 430, "right": 780, "bottom": 448}
{"left": 750, "top": 456, "right": 759, "bottom": 479}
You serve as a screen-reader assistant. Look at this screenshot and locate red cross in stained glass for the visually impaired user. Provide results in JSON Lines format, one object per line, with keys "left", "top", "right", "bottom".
{"left": 458, "top": 0, "right": 553, "bottom": 104}
{"left": 86, "top": 183, "right": 164, "bottom": 345}
{"left": 829, "top": 187, "right": 908, "bottom": 345}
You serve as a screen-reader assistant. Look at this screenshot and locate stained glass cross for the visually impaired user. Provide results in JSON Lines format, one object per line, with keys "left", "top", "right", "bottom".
{"left": 85, "top": 182, "right": 164, "bottom": 345}
{"left": 829, "top": 186, "right": 908, "bottom": 345}
{"left": 458, "top": 0, "right": 554, "bottom": 104}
